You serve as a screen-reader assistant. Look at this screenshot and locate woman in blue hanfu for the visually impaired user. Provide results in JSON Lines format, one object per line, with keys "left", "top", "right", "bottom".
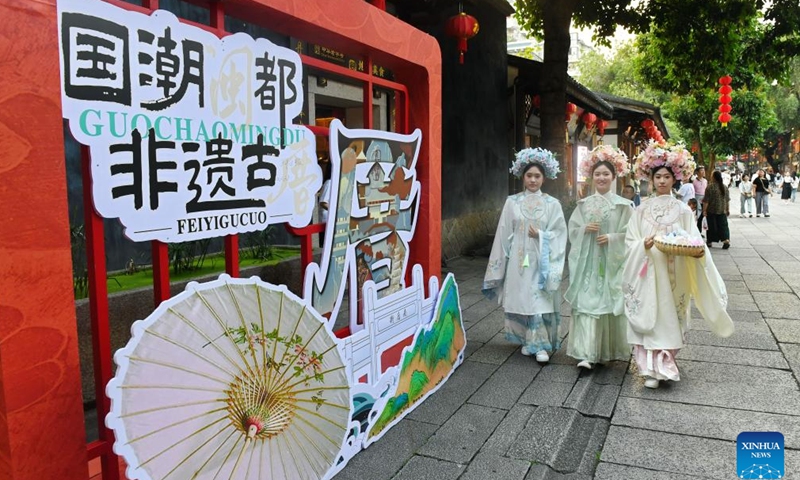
{"left": 483, "top": 148, "right": 567, "bottom": 364}
{"left": 622, "top": 141, "right": 734, "bottom": 389}
{"left": 565, "top": 145, "right": 634, "bottom": 370}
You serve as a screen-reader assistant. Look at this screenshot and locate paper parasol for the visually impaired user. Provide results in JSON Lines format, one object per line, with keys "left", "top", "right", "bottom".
{"left": 106, "top": 276, "right": 351, "bottom": 480}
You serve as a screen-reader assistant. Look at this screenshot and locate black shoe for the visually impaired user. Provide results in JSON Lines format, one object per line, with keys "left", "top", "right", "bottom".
{"left": 722, "top": 242, "right": 730, "bottom": 250}
{"left": 765, "top": 214, "right": 771, "bottom": 217}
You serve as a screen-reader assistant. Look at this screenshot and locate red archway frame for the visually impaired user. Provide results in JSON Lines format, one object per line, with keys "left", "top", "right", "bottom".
{"left": 0, "top": 1, "right": 441, "bottom": 478}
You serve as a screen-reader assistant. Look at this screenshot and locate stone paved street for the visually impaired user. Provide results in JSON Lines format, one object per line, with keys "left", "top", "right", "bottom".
{"left": 335, "top": 189, "right": 800, "bottom": 479}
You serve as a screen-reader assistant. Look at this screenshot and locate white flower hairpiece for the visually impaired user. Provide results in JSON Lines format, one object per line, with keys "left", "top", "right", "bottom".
{"left": 634, "top": 140, "right": 696, "bottom": 182}
{"left": 510, "top": 147, "right": 560, "bottom": 179}
{"left": 579, "top": 144, "right": 630, "bottom": 179}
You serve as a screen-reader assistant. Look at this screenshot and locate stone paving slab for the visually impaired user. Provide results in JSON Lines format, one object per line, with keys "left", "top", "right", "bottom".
{"left": 417, "top": 403, "right": 506, "bottom": 464}
{"left": 469, "top": 332, "right": 519, "bottom": 365}
{"left": 726, "top": 295, "right": 762, "bottom": 312}
{"left": 393, "top": 455, "right": 465, "bottom": 480}
{"left": 482, "top": 404, "right": 536, "bottom": 455}
{"left": 507, "top": 406, "right": 608, "bottom": 475}
{"left": 766, "top": 318, "right": 800, "bottom": 343}
{"left": 601, "top": 426, "right": 735, "bottom": 479}
{"left": 584, "top": 361, "right": 629, "bottom": 385}
{"left": 459, "top": 451, "right": 531, "bottom": 480}
{"left": 781, "top": 343, "right": 800, "bottom": 386}
{"left": 562, "top": 377, "right": 620, "bottom": 418}
{"left": 518, "top": 379, "right": 574, "bottom": 407}
{"left": 742, "top": 274, "right": 792, "bottom": 292}
{"left": 755, "top": 293, "right": 800, "bottom": 319}
{"left": 524, "top": 465, "right": 592, "bottom": 480}
{"left": 406, "top": 360, "right": 498, "bottom": 425}
{"left": 465, "top": 309, "right": 505, "bottom": 344}
{"left": 535, "top": 364, "right": 580, "bottom": 384}
{"left": 723, "top": 280, "right": 749, "bottom": 294}
{"left": 684, "top": 327, "right": 780, "bottom": 351}
{"left": 594, "top": 463, "right": 701, "bottom": 480}
{"left": 462, "top": 298, "right": 500, "bottom": 326}
{"left": 678, "top": 344, "right": 789, "bottom": 369}
{"left": 334, "top": 419, "right": 438, "bottom": 480}
{"left": 469, "top": 362, "right": 538, "bottom": 410}
{"left": 620, "top": 369, "right": 800, "bottom": 416}
{"left": 612, "top": 397, "right": 800, "bottom": 449}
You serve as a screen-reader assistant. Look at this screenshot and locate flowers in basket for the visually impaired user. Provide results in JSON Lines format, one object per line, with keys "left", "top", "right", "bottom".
{"left": 579, "top": 144, "right": 630, "bottom": 179}
{"left": 654, "top": 229, "right": 705, "bottom": 257}
{"left": 510, "top": 147, "right": 560, "bottom": 179}
{"left": 634, "top": 140, "right": 696, "bottom": 182}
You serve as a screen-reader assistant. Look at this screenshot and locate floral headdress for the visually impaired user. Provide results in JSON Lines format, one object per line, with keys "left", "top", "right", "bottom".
{"left": 633, "top": 140, "right": 696, "bottom": 182}
{"left": 510, "top": 147, "right": 560, "bottom": 179}
{"left": 579, "top": 144, "right": 630, "bottom": 179}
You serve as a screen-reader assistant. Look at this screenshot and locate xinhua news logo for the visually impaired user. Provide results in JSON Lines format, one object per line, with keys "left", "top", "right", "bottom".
{"left": 737, "top": 432, "right": 784, "bottom": 479}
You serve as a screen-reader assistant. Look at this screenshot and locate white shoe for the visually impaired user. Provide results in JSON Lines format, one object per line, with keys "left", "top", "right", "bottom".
{"left": 535, "top": 350, "right": 550, "bottom": 363}
{"left": 521, "top": 346, "right": 533, "bottom": 356}
{"left": 739, "top": 214, "right": 744, "bottom": 218}
{"left": 644, "top": 378, "right": 660, "bottom": 389}
{"left": 577, "top": 360, "right": 592, "bottom": 370}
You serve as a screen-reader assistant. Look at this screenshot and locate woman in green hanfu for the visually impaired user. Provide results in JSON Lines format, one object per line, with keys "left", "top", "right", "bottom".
{"left": 482, "top": 148, "right": 567, "bottom": 364}
{"left": 565, "top": 145, "right": 634, "bottom": 370}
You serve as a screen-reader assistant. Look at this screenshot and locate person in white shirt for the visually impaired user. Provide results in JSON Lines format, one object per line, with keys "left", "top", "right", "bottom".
{"left": 738, "top": 173, "right": 754, "bottom": 217}
{"left": 678, "top": 180, "right": 696, "bottom": 204}
{"left": 792, "top": 174, "right": 799, "bottom": 203}
{"left": 722, "top": 170, "right": 731, "bottom": 188}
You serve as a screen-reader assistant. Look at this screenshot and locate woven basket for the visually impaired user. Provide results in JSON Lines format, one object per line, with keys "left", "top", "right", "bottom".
{"left": 654, "top": 237, "right": 705, "bottom": 257}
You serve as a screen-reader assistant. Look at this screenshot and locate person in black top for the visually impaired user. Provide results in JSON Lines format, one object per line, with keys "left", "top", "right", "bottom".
{"left": 753, "top": 169, "right": 771, "bottom": 217}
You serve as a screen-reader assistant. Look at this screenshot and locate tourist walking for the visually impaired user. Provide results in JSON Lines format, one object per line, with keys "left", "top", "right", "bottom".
{"left": 565, "top": 145, "right": 633, "bottom": 370}
{"left": 622, "top": 141, "right": 734, "bottom": 389}
{"left": 483, "top": 148, "right": 567, "bottom": 364}
{"left": 739, "top": 173, "right": 754, "bottom": 217}
{"left": 792, "top": 174, "right": 799, "bottom": 203}
{"left": 693, "top": 166, "right": 707, "bottom": 230}
{"left": 753, "top": 169, "right": 771, "bottom": 217}
{"left": 704, "top": 170, "right": 731, "bottom": 249}
{"left": 781, "top": 169, "right": 793, "bottom": 204}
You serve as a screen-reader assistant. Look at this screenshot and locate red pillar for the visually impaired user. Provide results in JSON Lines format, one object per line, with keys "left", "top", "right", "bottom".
{"left": 0, "top": 0, "right": 89, "bottom": 478}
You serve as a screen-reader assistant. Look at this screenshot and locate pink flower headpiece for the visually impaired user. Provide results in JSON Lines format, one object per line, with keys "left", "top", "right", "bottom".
{"left": 579, "top": 144, "right": 630, "bottom": 179}
{"left": 634, "top": 140, "right": 696, "bottom": 182}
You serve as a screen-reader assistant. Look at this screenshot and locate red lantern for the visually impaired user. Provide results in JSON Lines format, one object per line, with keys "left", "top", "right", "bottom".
{"left": 641, "top": 119, "right": 655, "bottom": 130}
{"left": 718, "top": 75, "right": 733, "bottom": 127}
{"left": 597, "top": 119, "right": 608, "bottom": 136}
{"left": 532, "top": 95, "right": 540, "bottom": 109}
{"left": 445, "top": 11, "right": 479, "bottom": 64}
{"left": 582, "top": 112, "right": 597, "bottom": 130}
{"left": 565, "top": 102, "right": 577, "bottom": 121}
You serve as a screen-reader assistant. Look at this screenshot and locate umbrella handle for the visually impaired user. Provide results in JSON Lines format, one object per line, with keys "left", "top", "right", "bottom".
{"left": 230, "top": 425, "right": 258, "bottom": 479}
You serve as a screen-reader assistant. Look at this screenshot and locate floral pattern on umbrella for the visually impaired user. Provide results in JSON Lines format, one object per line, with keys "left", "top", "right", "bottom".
{"left": 106, "top": 275, "right": 352, "bottom": 480}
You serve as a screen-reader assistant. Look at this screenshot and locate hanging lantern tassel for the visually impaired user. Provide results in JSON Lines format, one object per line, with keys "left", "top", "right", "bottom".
{"left": 445, "top": 12, "right": 480, "bottom": 64}
{"left": 718, "top": 75, "right": 733, "bottom": 127}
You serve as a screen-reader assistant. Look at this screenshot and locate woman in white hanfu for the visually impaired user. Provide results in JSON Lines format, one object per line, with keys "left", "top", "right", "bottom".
{"left": 565, "top": 145, "right": 634, "bottom": 370}
{"left": 623, "top": 141, "right": 734, "bottom": 389}
{"left": 483, "top": 148, "right": 567, "bottom": 364}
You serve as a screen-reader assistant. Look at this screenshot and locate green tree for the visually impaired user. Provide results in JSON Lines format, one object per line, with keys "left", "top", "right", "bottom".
{"left": 513, "top": 0, "right": 646, "bottom": 195}
{"left": 514, "top": 0, "right": 800, "bottom": 188}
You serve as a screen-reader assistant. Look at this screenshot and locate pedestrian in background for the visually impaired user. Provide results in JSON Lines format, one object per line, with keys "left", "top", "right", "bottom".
{"left": 754, "top": 169, "right": 771, "bottom": 217}
{"left": 704, "top": 170, "right": 731, "bottom": 249}
{"left": 693, "top": 166, "right": 707, "bottom": 231}
{"left": 782, "top": 168, "right": 794, "bottom": 204}
{"left": 739, "top": 173, "right": 754, "bottom": 217}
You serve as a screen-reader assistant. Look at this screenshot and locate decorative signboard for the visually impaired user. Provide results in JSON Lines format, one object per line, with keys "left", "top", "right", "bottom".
{"left": 58, "top": 0, "right": 320, "bottom": 243}
{"left": 57, "top": 1, "right": 466, "bottom": 479}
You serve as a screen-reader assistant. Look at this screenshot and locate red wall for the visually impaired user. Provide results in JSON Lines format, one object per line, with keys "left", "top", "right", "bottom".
{"left": 0, "top": 0, "right": 440, "bottom": 478}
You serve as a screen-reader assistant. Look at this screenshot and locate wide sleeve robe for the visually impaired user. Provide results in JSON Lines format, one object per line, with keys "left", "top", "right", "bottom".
{"left": 565, "top": 192, "right": 633, "bottom": 316}
{"left": 483, "top": 191, "right": 567, "bottom": 316}
{"left": 622, "top": 195, "right": 734, "bottom": 351}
